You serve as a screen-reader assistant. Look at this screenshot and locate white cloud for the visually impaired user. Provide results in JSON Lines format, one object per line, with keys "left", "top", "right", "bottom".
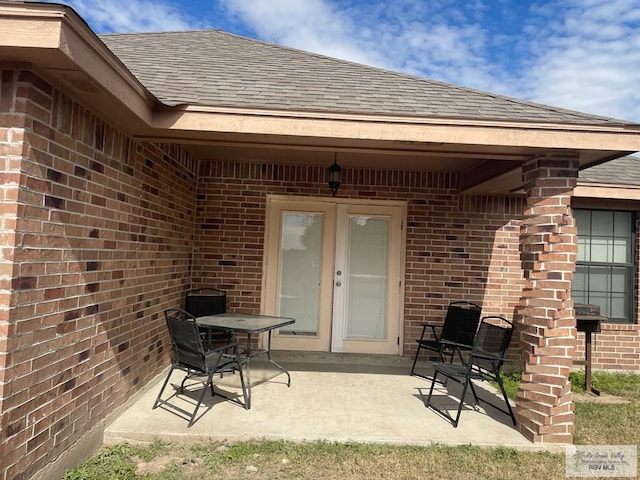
{"left": 48, "top": 0, "right": 202, "bottom": 33}
{"left": 520, "top": 0, "right": 640, "bottom": 121}
{"left": 219, "top": 0, "right": 385, "bottom": 67}
{"left": 219, "top": 0, "right": 512, "bottom": 94}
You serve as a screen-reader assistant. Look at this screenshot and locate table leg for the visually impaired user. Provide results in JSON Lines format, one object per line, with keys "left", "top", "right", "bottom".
{"left": 266, "top": 330, "right": 291, "bottom": 387}
{"left": 244, "top": 332, "right": 252, "bottom": 409}
{"left": 239, "top": 328, "right": 292, "bottom": 410}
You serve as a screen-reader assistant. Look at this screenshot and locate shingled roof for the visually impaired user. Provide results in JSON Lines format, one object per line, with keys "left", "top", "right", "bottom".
{"left": 580, "top": 155, "right": 640, "bottom": 185}
{"left": 99, "top": 30, "right": 627, "bottom": 126}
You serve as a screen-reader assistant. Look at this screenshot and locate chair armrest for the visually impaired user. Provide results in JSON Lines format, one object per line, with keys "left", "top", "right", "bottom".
{"left": 470, "top": 351, "right": 505, "bottom": 362}
{"left": 206, "top": 341, "right": 239, "bottom": 354}
{"left": 417, "top": 323, "right": 441, "bottom": 341}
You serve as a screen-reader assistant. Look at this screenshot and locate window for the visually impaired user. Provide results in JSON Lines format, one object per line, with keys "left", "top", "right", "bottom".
{"left": 574, "top": 209, "right": 635, "bottom": 323}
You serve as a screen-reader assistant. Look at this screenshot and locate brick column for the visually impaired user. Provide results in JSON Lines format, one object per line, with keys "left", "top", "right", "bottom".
{"left": 516, "top": 151, "right": 579, "bottom": 444}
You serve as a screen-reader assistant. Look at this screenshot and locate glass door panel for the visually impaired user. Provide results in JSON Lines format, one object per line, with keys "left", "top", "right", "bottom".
{"left": 332, "top": 204, "right": 401, "bottom": 354}
{"left": 277, "top": 212, "right": 323, "bottom": 335}
{"left": 264, "top": 199, "right": 335, "bottom": 352}
{"left": 344, "top": 216, "right": 388, "bottom": 339}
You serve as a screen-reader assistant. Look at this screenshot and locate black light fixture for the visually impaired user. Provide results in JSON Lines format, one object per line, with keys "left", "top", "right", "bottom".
{"left": 327, "top": 154, "right": 342, "bottom": 197}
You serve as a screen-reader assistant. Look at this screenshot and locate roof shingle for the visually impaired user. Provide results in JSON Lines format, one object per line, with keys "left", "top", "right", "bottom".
{"left": 580, "top": 156, "right": 640, "bottom": 185}
{"left": 100, "top": 30, "right": 630, "bottom": 125}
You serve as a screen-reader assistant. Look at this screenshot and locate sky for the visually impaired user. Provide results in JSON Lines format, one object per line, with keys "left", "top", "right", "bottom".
{"left": 41, "top": 0, "right": 640, "bottom": 122}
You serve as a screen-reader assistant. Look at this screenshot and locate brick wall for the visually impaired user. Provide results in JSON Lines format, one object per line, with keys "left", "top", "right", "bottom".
{"left": 192, "top": 160, "right": 525, "bottom": 353}
{"left": 193, "top": 159, "right": 640, "bottom": 373}
{"left": 0, "top": 71, "right": 195, "bottom": 480}
{"left": 576, "top": 324, "right": 640, "bottom": 370}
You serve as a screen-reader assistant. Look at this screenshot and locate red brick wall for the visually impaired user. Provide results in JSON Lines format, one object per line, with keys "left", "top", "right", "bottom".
{"left": 576, "top": 324, "right": 640, "bottom": 370}
{"left": 192, "top": 160, "right": 525, "bottom": 353}
{"left": 193, "top": 160, "right": 640, "bottom": 372}
{"left": 0, "top": 71, "right": 195, "bottom": 479}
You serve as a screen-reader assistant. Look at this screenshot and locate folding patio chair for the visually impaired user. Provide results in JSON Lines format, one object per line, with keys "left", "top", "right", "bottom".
{"left": 410, "top": 301, "right": 482, "bottom": 379}
{"left": 185, "top": 288, "right": 233, "bottom": 349}
{"left": 153, "top": 308, "right": 248, "bottom": 426}
{"left": 425, "top": 316, "right": 516, "bottom": 427}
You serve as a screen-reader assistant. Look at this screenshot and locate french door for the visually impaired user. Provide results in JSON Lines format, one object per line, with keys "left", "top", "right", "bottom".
{"left": 262, "top": 197, "right": 404, "bottom": 354}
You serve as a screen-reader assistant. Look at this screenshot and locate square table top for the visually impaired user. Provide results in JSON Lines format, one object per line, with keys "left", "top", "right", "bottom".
{"left": 196, "top": 312, "right": 295, "bottom": 334}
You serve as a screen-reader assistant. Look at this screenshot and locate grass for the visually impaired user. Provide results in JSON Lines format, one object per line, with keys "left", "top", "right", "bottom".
{"left": 571, "top": 371, "right": 640, "bottom": 446}
{"left": 64, "top": 371, "right": 640, "bottom": 480}
{"left": 497, "top": 370, "right": 640, "bottom": 446}
{"left": 63, "top": 440, "right": 565, "bottom": 480}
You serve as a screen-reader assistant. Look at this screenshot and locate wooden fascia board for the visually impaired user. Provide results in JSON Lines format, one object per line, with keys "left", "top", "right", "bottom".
{"left": 574, "top": 183, "right": 640, "bottom": 201}
{"left": 0, "top": 11, "right": 63, "bottom": 48}
{"left": 57, "top": 12, "right": 154, "bottom": 124}
{"left": 153, "top": 108, "right": 640, "bottom": 152}
{"left": 0, "top": 2, "right": 154, "bottom": 127}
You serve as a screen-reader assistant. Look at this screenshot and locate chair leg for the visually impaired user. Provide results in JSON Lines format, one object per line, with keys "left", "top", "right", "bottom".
{"left": 412, "top": 344, "right": 441, "bottom": 382}
{"left": 425, "top": 368, "right": 439, "bottom": 404}
{"left": 153, "top": 366, "right": 175, "bottom": 409}
{"left": 438, "top": 348, "right": 455, "bottom": 387}
{"left": 180, "top": 371, "right": 191, "bottom": 394}
{"left": 452, "top": 377, "right": 473, "bottom": 428}
{"left": 188, "top": 370, "right": 216, "bottom": 427}
{"left": 425, "top": 369, "right": 462, "bottom": 427}
{"left": 454, "top": 348, "right": 466, "bottom": 364}
{"left": 410, "top": 343, "right": 422, "bottom": 375}
{"left": 496, "top": 375, "right": 517, "bottom": 426}
{"left": 467, "top": 378, "right": 480, "bottom": 405}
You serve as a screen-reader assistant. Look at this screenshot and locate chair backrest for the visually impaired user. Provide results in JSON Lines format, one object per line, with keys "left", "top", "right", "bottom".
{"left": 164, "top": 308, "right": 207, "bottom": 371}
{"left": 439, "top": 301, "right": 482, "bottom": 346}
{"left": 185, "top": 288, "right": 226, "bottom": 317}
{"left": 471, "top": 316, "right": 513, "bottom": 374}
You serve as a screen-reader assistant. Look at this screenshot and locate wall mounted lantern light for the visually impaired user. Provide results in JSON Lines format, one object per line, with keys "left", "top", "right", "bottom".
{"left": 327, "top": 154, "right": 342, "bottom": 197}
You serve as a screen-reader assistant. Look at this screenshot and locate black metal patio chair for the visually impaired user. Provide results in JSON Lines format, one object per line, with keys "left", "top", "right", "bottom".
{"left": 153, "top": 308, "right": 248, "bottom": 426}
{"left": 410, "top": 301, "right": 482, "bottom": 379}
{"left": 185, "top": 288, "right": 233, "bottom": 349}
{"left": 425, "top": 316, "right": 516, "bottom": 427}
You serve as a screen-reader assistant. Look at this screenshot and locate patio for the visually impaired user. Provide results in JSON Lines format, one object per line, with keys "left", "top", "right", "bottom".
{"left": 104, "top": 352, "right": 541, "bottom": 450}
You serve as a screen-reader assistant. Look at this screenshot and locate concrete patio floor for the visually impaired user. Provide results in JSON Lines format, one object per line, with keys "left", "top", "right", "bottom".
{"left": 104, "top": 352, "right": 546, "bottom": 450}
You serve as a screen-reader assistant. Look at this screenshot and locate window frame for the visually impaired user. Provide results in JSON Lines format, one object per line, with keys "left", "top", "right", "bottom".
{"left": 574, "top": 208, "right": 636, "bottom": 324}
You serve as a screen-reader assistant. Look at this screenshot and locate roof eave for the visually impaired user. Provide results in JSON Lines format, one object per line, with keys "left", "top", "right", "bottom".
{"left": 575, "top": 182, "right": 640, "bottom": 201}
{"left": 152, "top": 105, "right": 640, "bottom": 152}
{"left": 0, "top": 1, "right": 155, "bottom": 131}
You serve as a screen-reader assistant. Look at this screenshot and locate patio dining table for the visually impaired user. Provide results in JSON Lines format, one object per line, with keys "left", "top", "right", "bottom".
{"left": 196, "top": 312, "right": 295, "bottom": 409}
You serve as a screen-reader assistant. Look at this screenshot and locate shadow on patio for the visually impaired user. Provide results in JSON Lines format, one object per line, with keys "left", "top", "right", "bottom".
{"left": 104, "top": 352, "right": 539, "bottom": 450}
